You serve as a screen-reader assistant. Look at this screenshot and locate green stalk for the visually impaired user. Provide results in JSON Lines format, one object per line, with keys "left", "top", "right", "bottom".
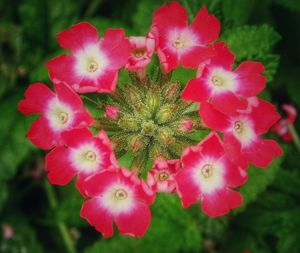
{"left": 44, "top": 180, "right": 77, "bottom": 253}
{"left": 288, "top": 124, "right": 300, "bottom": 153}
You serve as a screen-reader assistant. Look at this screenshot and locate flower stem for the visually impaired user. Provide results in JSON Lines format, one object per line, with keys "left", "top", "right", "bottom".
{"left": 44, "top": 180, "right": 77, "bottom": 253}
{"left": 288, "top": 124, "right": 300, "bottom": 153}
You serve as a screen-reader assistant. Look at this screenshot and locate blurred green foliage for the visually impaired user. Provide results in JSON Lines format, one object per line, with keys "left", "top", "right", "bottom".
{"left": 0, "top": 0, "right": 300, "bottom": 253}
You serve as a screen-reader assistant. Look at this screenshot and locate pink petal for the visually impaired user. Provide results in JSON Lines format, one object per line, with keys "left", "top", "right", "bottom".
{"left": 157, "top": 46, "right": 180, "bottom": 73}
{"left": 199, "top": 102, "right": 231, "bottom": 131}
{"left": 175, "top": 169, "right": 201, "bottom": 208}
{"left": 61, "top": 128, "right": 93, "bottom": 148}
{"left": 54, "top": 82, "right": 83, "bottom": 109}
{"left": 181, "top": 45, "right": 215, "bottom": 68}
{"left": 181, "top": 77, "right": 211, "bottom": 102}
{"left": 191, "top": 6, "right": 220, "bottom": 44}
{"left": 46, "top": 55, "right": 78, "bottom": 88}
{"left": 250, "top": 99, "right": 280, "bottom": 134}
{"left": 208, "top": 42, "right": 235, "bottom": 70}
{"left": 26, "top": 116, "right": 58, "bottom": 150}
{"left": 199, "top": 132, "right": 224, "bottom": 158}
{"left": 201, "top": 189, "right": 242, "bottom": 217}
{"left": 57, "top": 22, "right": 99, "bottom": 52}
{"left": 115, "top": 202, "right": 151, "bottom": 237}
{"left": 101, "top": 29, "right": 131, "bottom": 70}
{"left": 223, "top": 133, "right": 248, "bottom": 169}
{"left": 243, "top": 138, "right": 283, "bottom": 168}
{"left": 152, "top": 2, "right": 188, "bottom": 30}
{"left": 80, "top": 198, "right": 114, "bottom": 237}
{"left": 82, "top": 170, "right": 119, "bottom": 197}
{"left": 71, "top": 109, "right": 94, "bottom": 129}
{"left": 235, "top": 61, "right": 266, "bottom": 97}
{"left": 282, "top": 104, "right": 297, "bottom": 123}
{"left": 211, "top": 92, "right": 247, "bottom": 115}
{"left": 45, "top": 146, "right": 77, "bottom": 185}
{"left": 95, "top": 70, "right": 118, "bottom": 93}
{"left": 18, "top": 83, "right": 55, "bottom": 115}
{"left": 221, "top": 156, "right": 248, "bottom": 188}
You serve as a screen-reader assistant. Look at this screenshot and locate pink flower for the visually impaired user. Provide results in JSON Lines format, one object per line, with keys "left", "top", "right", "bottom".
{"left": 126, "top": 36, "right": 155, "bottom": 71}
{"left": 151, "top": 2, "right": 220, "bottom": 72}
{"left": 104, "top": 105, "right": 119, "bottom": 120}
{"left": 147, "top": 159, "right": 180, "bottom": 193}
{"left": 18, "top": 82, "right": 93, "bottom": 149}
{"left": 272, "top": 104, "right": 297, "bottom": 141}
{"left": 46, "top": 22, "right": 130, "bottom": 93}
{"left": 45, "top": 128, "right": 116, "bottom": 193}
{"left": 80, "top": 168, "right": 155, "bottom": 237}
{"left": 2, "top": 224, "right": 14, "bottom": 239}
{"left": 182, "top": 42, "right": 266, "bottom": 114}
{"left": 200, "top": 99, "right": 283, "bottom": 169}
{"left": 175, "top": 132, "right": 247, "bottom": 217}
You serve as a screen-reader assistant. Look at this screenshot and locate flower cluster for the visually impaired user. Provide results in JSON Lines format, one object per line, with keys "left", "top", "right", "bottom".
{"left": 18, "top": 2, "right": 282, "bottom": 238}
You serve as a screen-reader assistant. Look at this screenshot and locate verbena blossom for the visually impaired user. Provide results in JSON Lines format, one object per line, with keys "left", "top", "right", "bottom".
{"left": 200, "top": 99, "right": 282, "bottom": 169}
{"left": 80, "top": 169, "right": 155, "bottom": 237}
{"left": 176, "top": 132, "right": 247, "bottom": 217}
{"left": 151, "top": 2, "right": 220, "bottom": 72}
{"left": 46, "top": 22, "right": 131, "bottom": 93}
{"left": 272, "top": 104, "right": 297, "bottom": 141}
{"left": 147, "top": 159, "right": 180, "bottom": 193}
{"left": 18, "top": 1, "right": 283, "bottom": 238}
{"left": 18, "top": 82, "right": 93, "bottom": 149}
{"left": 182, "top": 42, "right": 266, "bottom": 114}
{"left": 45, "top": 128, "right": 116, "bottom": 194}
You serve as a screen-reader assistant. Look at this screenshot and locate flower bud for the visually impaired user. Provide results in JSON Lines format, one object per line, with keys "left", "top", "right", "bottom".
{"left": 156, "top": 104, "right": 177, "bottom": 124}
{"left": 141, "top": 120, "right": 157, "bottom": 136}
{"left": 118, "top": 115, "right": 140, "bottom": 131}
{"left": 104, "top": 105, "right": 119, "bottom": 120}
{"left": 128, "top": 135, "right": 147, "bottom": 152}
{"left": 163, "top": 81, "right": 181, "bottom": 102}
{"left": 146, "top": 87, "right": 160, "bottom": 115}
{"left": 182, "top": 119, "right": 193, "bottom": 132}
{"left": 156, "top": 127, "right": 175, "bottom": 145}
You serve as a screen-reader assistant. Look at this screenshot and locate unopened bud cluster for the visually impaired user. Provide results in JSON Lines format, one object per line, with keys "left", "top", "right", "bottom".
{"left": 99, "top": 74, "right": 202, "bottom": 169}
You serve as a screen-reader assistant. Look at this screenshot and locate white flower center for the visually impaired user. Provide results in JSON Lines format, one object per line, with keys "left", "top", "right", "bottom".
{"left": 71, "top": 145, "right": 101, "bottom": 173}
{"left": 168, "top": 28, "right": 199, "bottom": 53}
{"left": 75, "top": 44, "right": 108, "bottom": 78}
{"left": 193, "top": 160, "right": 225, "bottom": 194}
{"left": 101, "top": 184, "right": 133, "bottom": 214}
{"left": 209, "top": 68, "right": 237, "bottom": 93}
{"left": 47, "top": 99, "right": 73, "bottom": 131}
{"left": 232, "top": 119, "right": 256, "bottom": 146}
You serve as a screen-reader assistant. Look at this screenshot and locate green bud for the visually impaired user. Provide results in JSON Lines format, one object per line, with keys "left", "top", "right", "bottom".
{"left": 128, "top": 135, "right": 147, "bottom": 152}
{"left": 156, "top": 104, "right": 177, "bottom": 124}
{"left": 163, "top": 81, "right": 181, "bottom": 102}
{"left": 141, "top": 120, "right": 157, "bottom": 136}
{"left": 118, "top": 115, "right": 140, "bottom": 131}
{"left": 146, "top": 87, "right": 160, "bottom": 115}
{"left": 156, "top": 127, "right": 175, "bottom": 146}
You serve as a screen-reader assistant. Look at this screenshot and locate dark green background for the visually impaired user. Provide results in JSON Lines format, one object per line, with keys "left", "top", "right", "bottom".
{"left": 0, "top": 0, "right": 300, "bottom": 252}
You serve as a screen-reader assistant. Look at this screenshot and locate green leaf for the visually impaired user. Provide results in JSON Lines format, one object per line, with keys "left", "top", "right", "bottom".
{"left": 0, "top": 94, "right": 36, "bottom": 181}
{"left": 273, "top": 0, "right": 300, "bottom": 12}
{"left": 0, "top": 213, "right": 43, "bottom": 253}
{"left": 235, "top": 153, "right": 285, "bottom": 213}
{"left": 222, "top": 0, "right": 257, "bottom": 26}
{"left": 255, "top": 54, "right": 280, "bottom": 82}
{"left": 222, "top": 25, "right": 281, "bottom": 61}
